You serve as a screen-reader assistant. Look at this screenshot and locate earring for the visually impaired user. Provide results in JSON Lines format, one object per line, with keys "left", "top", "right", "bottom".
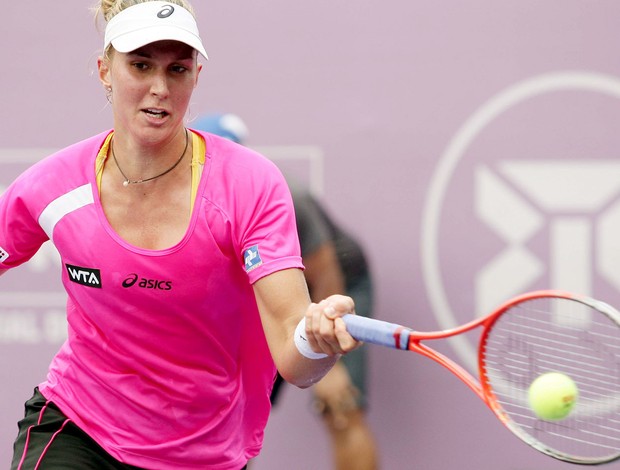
{"left": 105, "top": 86, "right": 112, "bottom": 103}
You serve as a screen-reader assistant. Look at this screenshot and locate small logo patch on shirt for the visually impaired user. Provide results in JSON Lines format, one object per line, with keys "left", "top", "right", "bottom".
{"left": 244, "top": 245, "right": 263, "bottom": 272}
{"left": 0, "top": 246, "right": 8, "bottom": 263}
{"left": 66, "top": 264, "right": 102, "bottom": 288}
{"left": 122, "top": 273, "right": 173, "bottom": 291}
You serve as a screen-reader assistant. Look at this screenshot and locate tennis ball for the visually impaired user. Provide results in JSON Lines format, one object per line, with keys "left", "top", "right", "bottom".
{"left": 528, "top": 372, "right": 578, "bottom": 421}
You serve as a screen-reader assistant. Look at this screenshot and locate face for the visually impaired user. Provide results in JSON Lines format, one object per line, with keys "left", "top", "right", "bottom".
{"left": 98, "top": 40, "right": 202, "bottom": 146}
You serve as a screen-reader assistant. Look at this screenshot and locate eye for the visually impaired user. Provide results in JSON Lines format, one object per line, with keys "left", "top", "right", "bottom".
{"left": 132, "top": 62, "right": 149, "bottom": 71}
{"left": 170, "top": 64, "right": 189, "bottom": 74}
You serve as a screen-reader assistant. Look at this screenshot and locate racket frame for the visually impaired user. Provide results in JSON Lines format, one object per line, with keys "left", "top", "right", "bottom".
{"left": 342, "top": 289, "right": 620, "bottom": 466}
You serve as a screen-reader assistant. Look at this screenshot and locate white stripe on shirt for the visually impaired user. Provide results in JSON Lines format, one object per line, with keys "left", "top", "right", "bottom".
{"left": 39, "top": 184, "right": 94, "bottom": 239}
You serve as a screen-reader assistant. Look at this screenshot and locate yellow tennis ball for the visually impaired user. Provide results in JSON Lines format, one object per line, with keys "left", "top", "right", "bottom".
{"left": 528, "top": 372, "right": 578, "bottom": 421}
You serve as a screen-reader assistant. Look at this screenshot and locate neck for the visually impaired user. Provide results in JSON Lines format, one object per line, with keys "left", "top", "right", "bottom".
{"left": 110, "top": 128, "right": 189, "bottom": 187}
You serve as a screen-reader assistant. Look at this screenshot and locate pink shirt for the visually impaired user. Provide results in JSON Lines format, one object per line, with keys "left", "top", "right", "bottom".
{"left": 0, "top": 130, "right": 303, "bottom": 469}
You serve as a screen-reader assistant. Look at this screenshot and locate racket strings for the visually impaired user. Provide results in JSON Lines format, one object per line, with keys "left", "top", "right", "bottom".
{"left": 481, "top": 296, "right": 620, "bottom": 464}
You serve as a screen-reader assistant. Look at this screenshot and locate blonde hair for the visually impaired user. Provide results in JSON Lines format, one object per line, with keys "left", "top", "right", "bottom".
{"left": 93, "top": 0, "right": 195, "bottom": 23}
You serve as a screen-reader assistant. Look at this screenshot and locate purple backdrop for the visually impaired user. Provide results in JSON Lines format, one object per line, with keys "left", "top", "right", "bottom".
{"left": 3, "top": 1, "right": 620, "bottom": 469}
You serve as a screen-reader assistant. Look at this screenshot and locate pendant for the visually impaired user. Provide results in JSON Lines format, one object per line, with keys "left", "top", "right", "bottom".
{"left": 123, "top": 180, "right": 130, "bottom": 187}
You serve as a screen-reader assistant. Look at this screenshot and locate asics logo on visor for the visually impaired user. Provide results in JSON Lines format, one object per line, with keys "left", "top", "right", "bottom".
{"left": 157, "top": 5, "right": 175, "bottom": 18}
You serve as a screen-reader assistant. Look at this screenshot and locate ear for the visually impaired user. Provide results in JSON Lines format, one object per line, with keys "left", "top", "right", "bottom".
{"left": 98, "top": 56, "right": 112, "bottom": 90}
{"left": 194, "top": 62, "right": 203, "bottom": 89}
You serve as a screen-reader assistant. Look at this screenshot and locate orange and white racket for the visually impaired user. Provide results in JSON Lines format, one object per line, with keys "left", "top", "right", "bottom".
{"left": 343, "top": 290, "right": 620, "bottom": 465}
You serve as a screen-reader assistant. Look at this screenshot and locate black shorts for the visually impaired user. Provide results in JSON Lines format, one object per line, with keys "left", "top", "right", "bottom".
{"left": 11, "top": 388, "right": 144, "bottom": 470}
{"left": 12, "top": 388, "right": 248, "bottom": 470}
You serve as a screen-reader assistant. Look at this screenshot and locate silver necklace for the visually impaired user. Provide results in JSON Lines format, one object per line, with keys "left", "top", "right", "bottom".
{"left": 111, "top": 129, "right": 189, "bottom": 187}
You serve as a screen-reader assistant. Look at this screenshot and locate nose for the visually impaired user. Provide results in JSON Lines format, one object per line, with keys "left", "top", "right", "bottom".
{"left": 150, "top": 72, "right": 169, "bottom": 98}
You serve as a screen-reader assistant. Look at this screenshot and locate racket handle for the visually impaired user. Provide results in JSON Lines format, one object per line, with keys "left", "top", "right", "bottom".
{"left": 342, "top": 314, "right": 411, "bottom": 350}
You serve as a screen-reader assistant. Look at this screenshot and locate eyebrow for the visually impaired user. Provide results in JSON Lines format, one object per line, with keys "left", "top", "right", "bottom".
{"left": 128, "top": 50, "right": 194, "bottom": 61}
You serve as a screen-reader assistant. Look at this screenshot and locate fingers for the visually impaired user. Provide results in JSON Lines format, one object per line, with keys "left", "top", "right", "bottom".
{"left": 305, "top": 295, "right": 360, "bottom": 356}
{"left": 320, "top": 294, "right": 355, "bottom": 320}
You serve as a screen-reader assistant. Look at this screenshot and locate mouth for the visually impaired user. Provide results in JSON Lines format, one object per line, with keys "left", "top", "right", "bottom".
{"left": 143, "top": 108, "right": 169, "bottom": 119}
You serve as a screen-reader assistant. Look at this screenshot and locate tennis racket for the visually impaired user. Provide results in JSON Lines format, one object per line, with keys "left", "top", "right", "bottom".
{"left": 342, "top": 290, "right": 620, "bottom": 465}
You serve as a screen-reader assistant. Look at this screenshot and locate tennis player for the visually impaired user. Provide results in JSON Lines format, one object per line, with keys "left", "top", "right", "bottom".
{"left": 1, "top": 1, "right": 359, "bottom": 469}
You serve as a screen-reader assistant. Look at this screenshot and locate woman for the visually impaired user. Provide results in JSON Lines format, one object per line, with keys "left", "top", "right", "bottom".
{"left": 2, "top": 1, "right": 359, "bottom": 469}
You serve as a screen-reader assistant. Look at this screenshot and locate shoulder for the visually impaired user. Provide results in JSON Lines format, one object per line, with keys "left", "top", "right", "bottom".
{"left": 193, "top": 129, "right": 281, "bottom": 177}
{"left": 5, "top": 131, "right": 110, "bottom": 204}
{"left": 193, "top": 130, "right": 288, "bottom": 205}
{"left": 19, "top": 131, "right": 109, "bottom": 179}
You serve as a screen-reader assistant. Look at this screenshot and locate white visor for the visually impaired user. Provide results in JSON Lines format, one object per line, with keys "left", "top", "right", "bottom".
{"left": 104, "top": 1, "right": 208, "bottom": 59}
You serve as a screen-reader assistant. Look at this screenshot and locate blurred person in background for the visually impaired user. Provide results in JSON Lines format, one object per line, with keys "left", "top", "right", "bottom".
{"left": 194, "top": 112, "right": 380, "bottom": 470}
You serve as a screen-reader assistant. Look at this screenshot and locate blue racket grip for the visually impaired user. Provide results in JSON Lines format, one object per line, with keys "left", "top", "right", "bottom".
{"left": 342, "top": 314, "right": 411, "bottom": 350}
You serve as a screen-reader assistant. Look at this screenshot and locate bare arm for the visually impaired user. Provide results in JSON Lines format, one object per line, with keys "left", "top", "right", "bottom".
{"left": 304, "top": 243, "right": 379, "bottom": 470}
{"left": 304, "top": 243, "right": 360, "bottom": 413}
{"left": 253, "top": 268, "right": 358, "bottom": 388}
{"left": 303, "top": 242, "right": 346, "bottom": 301}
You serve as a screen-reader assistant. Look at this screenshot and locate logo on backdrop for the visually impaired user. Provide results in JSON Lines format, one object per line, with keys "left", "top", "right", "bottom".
{"left": 421, "top": 71, "right": 620, "bottom": 369}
